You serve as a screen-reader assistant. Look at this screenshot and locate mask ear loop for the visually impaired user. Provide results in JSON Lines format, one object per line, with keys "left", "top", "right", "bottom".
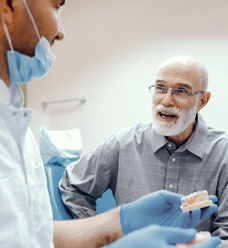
{"left": 21, "top": 0, "right": 41, "bottom": 40}
{"left": 1, "top": 15, "right": 14, "bottom": 52}
{"left": 1, "top": 15, "right": 19, "bottom": 86}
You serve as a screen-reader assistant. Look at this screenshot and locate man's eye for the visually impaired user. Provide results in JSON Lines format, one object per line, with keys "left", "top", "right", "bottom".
{"left": 176, "top": 88, "right": 188, "bottom": 93}
{"left": 156, "top": 86, "right": 165, "bottom": 90}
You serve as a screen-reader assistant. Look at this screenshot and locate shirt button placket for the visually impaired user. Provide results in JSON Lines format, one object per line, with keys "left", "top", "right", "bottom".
{"left": 165, "top": 154, "right": 178, "bottom": 193}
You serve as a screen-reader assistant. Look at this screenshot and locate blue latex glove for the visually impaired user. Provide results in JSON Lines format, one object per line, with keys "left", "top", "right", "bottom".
{"left": 120, "top": 190, "right": 218, "bottom": 235}
{"left": 104, "top": 226, "right": 221, "bottom": 248}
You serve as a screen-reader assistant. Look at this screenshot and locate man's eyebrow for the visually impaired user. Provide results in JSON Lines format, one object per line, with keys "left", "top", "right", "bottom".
{"left": 176, "top": 83, "right": 192, "bottom": 90}
{"left": 155, "top": 80, "right": 192, "bottom": 89}
{"left": 155, "top": 80, "right": 166, "bottom": 84}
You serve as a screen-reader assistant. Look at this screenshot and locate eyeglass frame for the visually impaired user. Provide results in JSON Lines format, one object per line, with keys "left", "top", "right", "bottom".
{"left": 148, "top": 85, "right": 204, "bottom": 99}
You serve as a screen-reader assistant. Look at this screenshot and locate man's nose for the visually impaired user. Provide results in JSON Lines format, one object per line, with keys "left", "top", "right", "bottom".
{"left": 56, "top": 18, "right": 65, "bottom": 41}
{"left": 161, "top": 90, "right": 175, "bottom": 107}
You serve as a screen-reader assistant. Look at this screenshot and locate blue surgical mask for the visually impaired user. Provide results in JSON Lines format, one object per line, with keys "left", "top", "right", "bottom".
{"left": 2, "top": 0, "right": 56, "bottom": 85}
{"left": 6, "top": 37, "right": 56, "bottom": 85}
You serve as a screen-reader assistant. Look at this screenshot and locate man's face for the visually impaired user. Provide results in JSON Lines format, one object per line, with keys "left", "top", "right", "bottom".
{"left": 10, "top": 0, "right": 66, "bottom": 56}
{"left": 152, "top": 63, "right": 202, "bottom": 137}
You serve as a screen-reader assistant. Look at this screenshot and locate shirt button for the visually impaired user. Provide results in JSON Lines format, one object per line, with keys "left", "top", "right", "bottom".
{"left": 169, "top": 184, "right": 173, "bottom": 189}
{"left": 168, "top": 143, "right": 172, "bottom": 147}
{"left": 172, "top": 158, "right": 176, "bottom": 162}
{"left": 24, "top": 112, "right": 27, "bottom": 117}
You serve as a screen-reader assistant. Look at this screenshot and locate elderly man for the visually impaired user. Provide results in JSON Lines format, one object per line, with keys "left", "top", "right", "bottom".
{"left": 60, "top": 55, "right": 228, "bottom": 245}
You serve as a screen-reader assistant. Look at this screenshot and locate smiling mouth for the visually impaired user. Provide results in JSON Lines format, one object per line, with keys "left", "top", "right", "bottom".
{"left": 159, "top": 111, "right": 178, "bottom": 120}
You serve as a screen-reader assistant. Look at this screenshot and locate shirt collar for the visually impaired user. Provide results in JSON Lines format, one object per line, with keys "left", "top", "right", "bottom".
{"left": 0, "top": 79, "right": 11, "bottom": 104}
{"left": 151, "top": 113, "right": 208, "bottom": 159}
{"left": 151, "top": 127, "right": 167, "bottom": 153}
{"left": 0, "top": 79, "right": 24, "bottom": 108}
{"left": 180, "top": 113, "right": 208, "bottom": 159}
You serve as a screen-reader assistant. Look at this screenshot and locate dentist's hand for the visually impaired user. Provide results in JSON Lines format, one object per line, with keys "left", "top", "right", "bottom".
{"left": 104, "top": 226, "right": 221, "bottom": 248}
{"left": 120, "top": 190, "right": 218, "bottom": 235}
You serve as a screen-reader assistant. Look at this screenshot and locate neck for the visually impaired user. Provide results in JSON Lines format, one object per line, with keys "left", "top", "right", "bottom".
{"left": 166, "top": 121, "right": 196, "bottom": 148}
{"left": 0, "top": 44, "right": 10, "bottom": 87}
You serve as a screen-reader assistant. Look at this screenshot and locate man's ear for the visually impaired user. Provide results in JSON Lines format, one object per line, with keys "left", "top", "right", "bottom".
{"left": 0, "top": 0, "right": 14, "bottom": 24}
{"left": 197, "top": 91, "right": 211, "bottom": 112}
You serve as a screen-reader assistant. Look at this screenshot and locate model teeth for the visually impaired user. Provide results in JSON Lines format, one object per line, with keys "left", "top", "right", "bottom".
{"left": 181, "top": 190, "right": 212, "bottom": 211}
{"left": 176, "top": 231, "right": 211, "bottom": 246}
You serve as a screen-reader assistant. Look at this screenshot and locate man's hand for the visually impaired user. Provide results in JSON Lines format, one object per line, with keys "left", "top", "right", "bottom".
{"left": 120, "top": 190, "right": 218, "bottom": 234}
{"left": 104, "top": 225, "right": 221, "bottom": 248}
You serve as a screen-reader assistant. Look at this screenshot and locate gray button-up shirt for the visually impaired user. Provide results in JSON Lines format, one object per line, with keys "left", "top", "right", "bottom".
{"left": 60, "top": 114, "right": 228, "bottom": 245}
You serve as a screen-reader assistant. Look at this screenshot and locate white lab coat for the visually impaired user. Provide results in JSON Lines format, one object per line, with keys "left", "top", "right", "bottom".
{"left": 0, "top": 80, "right": 53, "bottom": 248}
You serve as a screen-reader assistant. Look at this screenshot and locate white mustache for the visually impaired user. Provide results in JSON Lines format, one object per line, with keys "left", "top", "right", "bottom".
{"left": 154, "top": 105, "right": 181, "bottom": 118}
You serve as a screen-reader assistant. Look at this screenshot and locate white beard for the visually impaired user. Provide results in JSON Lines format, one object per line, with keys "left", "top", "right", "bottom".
{"left": 152, "top": 101, "right": 199, "bottom": 136}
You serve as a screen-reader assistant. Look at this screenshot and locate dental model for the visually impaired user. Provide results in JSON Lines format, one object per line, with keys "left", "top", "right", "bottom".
{"left": 181, "top": 190, "right": 212, "bottom": 211}
{"left": 176, "top": 231, "right": 211, "bottom": 246}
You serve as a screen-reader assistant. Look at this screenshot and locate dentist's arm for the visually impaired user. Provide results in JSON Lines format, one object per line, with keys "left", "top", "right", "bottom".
{"left": 54, "top": 207, "right": 123, "bottom": 248}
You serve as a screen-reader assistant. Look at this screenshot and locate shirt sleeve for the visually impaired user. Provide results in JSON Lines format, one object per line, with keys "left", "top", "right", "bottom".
{"left": 211, "top": 181, "right": 228, "bottom": 247}
{"left": 59, "top": 134, "right": 119, "bottom": 218}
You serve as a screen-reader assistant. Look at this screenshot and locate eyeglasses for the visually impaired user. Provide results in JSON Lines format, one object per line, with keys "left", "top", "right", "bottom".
{"left": 148, "top": 85, "right": 204, "bottom": 99}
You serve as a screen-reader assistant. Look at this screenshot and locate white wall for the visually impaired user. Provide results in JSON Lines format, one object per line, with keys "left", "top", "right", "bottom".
{"left": 27, "top": 0, "right": 228, "bottom": 154}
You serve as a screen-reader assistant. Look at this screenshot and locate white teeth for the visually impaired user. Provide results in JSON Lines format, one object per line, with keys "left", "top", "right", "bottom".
{"left": 160, "top": 112, "right": 175, "bottom": 119}
{"left": 160, "top": 111, "right": 174, "bottom": 115}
